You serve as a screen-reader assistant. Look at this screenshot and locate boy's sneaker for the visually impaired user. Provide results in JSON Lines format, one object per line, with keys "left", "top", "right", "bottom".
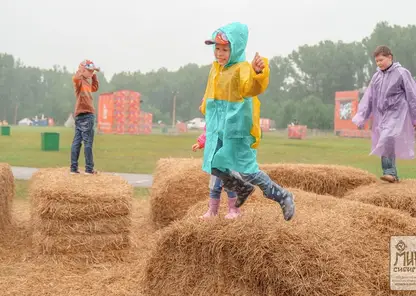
{"left": 380, "top": 175, "right": 399, "bottom": 183}
{"left": 279, "top": 192, "right": 295, "bottom": 221}
{"left": 70, "top": 170, "right": 80, "bottom": 175}
{"left": 84, "top": 170, "right": 98, "bottom": 175}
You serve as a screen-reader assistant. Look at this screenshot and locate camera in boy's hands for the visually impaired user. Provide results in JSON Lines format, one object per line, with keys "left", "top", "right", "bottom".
{"left": 78, "top": 60, "right": 100, "bottom": 78}
{"left": 84, "top": 60, "right": 100, "bottom": 72}
{"left": 252, "top": 52, "right": 265, "bottom": 74}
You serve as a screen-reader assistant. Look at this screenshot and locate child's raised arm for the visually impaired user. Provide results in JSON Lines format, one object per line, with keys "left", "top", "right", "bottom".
{"left": 91, "top": 73, "right": 99, "bottom": 92}
{"left": 72, "top": 66, "right": 83, "bottom": 86}
{"left": 239, "top": 53, "right": 270, "bottom": 98}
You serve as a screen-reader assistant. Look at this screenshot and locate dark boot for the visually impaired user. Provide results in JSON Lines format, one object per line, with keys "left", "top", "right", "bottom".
{"left": 212, "top": 169, "right": 255, "bottom": 208}
{"left": 266, "top": 183, "right": 295, "bottom": 221}
{"left": 278, "top": 192, "right": 295, "bottom": 221}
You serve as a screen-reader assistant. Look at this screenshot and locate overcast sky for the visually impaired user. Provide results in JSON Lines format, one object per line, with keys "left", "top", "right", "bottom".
{"left": 2, "top": 0, "right": 415, "bottom": 79}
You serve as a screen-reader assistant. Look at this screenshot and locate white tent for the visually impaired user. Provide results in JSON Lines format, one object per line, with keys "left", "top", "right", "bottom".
{"left": 64, "top": 113, "right": 75, "bottom": 128}
{"left": 18, "top": 118, "right": 33, "bottom": 126}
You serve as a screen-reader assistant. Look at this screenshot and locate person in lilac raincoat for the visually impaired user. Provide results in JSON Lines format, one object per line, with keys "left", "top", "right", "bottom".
{"left": 352, "top": 45, "right": 416, "bottom": 183}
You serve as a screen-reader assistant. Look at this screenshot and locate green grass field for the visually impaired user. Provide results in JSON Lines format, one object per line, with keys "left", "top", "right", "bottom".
{"left": 2, "top": 126, "right": 416, "bottom": 178}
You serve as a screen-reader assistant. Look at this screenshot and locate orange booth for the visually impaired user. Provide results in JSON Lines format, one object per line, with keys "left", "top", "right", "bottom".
{"left": 176, "top": 122, "right": 188, "bottom": 133}
{"left": 288, "top": 125, "right": 307, "bottom": 139}
{"left": 260, "top": 118, "right": 275, "bottom": 132}
{"left": 97, "top": 90, "right": 152, "bottom": 135}
{"left": 334, "top": 90, "right": 371, "bottom": 138}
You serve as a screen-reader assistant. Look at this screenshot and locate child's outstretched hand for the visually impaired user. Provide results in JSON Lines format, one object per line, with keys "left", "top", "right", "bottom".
{"left": 252, "top": 52, "right": 265, "bottom": 73}
{"left": 192, "top": 143, "right": 201, "bottom": 152}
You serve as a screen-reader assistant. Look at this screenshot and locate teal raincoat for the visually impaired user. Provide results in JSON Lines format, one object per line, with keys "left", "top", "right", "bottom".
{"left": 200, "top": 22, "right": 270, "bottom": 174}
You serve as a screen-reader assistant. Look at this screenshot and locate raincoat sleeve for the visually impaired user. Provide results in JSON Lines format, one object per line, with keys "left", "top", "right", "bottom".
{"left": 401, "top": 69, "right": 416, "bottom": 125}
{"left": 352, "top": 82, "right": 373, "bottom": 128}
{"left": 240, "top": 58, "right": 270, "bottom": 98}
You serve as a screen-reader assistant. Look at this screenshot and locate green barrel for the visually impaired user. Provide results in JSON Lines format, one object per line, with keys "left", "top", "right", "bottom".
{"left": 1, "top": 126, "right": 10, "bottom": 136}
{"left": 41, "top": 132, "right": 60, "bottom": 151}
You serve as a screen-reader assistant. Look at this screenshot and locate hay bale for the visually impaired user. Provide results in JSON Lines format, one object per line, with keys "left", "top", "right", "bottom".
{"left": 0, "top": 163, "right": 14, "bottom": 231}
{"left": 260, "top": 163, "right": 377, "bottom": 197}
{"left": 29, "top": 168, "right": 133, "bottom": 263}
{"left": 33, "top": 216, "right": 132, "bottom": 235}
{"left": 32, "top": 232, "right": 130, "bottom": 254}
{"left": 150, "top": 158, "right": 209, "bottom": 228}
{"left": 344, "top": 180, "right": 416, "bottom": 217}
{"left": 34, "top": 199, "right": 131, "bottom": 220}
{"left": 150, "top": 158, "right": 377, "bottom": 229}
{"left": 142, "top": 189, "right": 416, "bottom": 296}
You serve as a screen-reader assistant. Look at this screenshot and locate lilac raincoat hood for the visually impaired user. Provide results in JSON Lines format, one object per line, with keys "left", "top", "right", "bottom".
{"left": 352, "top": 62, "right": 416, "bottom": 159}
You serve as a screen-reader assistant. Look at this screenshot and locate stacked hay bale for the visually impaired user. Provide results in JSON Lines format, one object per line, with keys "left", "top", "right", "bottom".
{"left": 29, "top": 168, "right": 133, "bottom": 263}
{"left": 150, "top": 158, "right": 209, "bottom": 228}
{"left": 260, "top": 163, "right": 377, "bottom": 197}
{"left": 150, "top": 158, "right": 378, "bottom": 228}
{"left": 344, "top": 180, "right": 416, "bottom": 217}
{"left": 142, "top": 188, "right": 416, "bottom": 296}
{"left": 0, "top": 163, "right": 14, "bottom": 231}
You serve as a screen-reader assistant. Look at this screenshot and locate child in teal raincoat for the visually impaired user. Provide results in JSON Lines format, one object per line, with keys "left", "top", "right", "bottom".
{"left": 192, "top": 99, "right": 240, "bottom": 219}
{"left": 200, "top": 22, "right": 295, "bottom": 221}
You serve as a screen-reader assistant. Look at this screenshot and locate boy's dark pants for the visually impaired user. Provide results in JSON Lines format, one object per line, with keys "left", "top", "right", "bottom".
{"left": 381, "top": 136, "right": 398, "bottom": 179}
{"left": 381, "top": 157, "right": 398, "bottom": 179}
{"left": 70, "top": 113, "right": 95, "bottom": 173}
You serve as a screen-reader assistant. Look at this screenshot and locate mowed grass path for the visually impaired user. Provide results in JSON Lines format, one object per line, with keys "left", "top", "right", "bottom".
{"left": 1, "top": 126, "right": 416, "bottom": 178}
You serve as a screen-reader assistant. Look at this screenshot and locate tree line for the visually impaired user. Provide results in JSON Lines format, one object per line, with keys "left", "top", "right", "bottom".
{"left": 1, "top": 21, "right": 416, "bottom": 129}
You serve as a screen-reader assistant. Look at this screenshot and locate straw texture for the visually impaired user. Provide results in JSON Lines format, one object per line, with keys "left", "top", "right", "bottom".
{"left": 29, "top": 168, "right": 133, "bottom": 263}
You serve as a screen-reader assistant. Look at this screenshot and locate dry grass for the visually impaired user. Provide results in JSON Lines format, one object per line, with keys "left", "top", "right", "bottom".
{"left": 29, "top": 168, "right": 133, "bottom": 263}
{"left": 0, "top": 197, "right": 155, "bottom": 296}
{"left": 261, "top": 163, "right": 377, "bottom": 197}
{"left": 33, "top": 216, "right": 132, "bottom": 235}
{"left": 0, "top": 165, "right": 414, "bottom": 295}
{"left": 0, "top": 163, "right": 14, "bottom": 231}
{"left": 150, "top": 158, "right": 209, "bottom": 228}
{"left": 142, "top": 188, "right": 415, "bottom": 296}
{"left": 344, "top": 179, "right": 416, "bottom": 217}
{"left": 150, "top": 158, "right": 378, "bottom": 229}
